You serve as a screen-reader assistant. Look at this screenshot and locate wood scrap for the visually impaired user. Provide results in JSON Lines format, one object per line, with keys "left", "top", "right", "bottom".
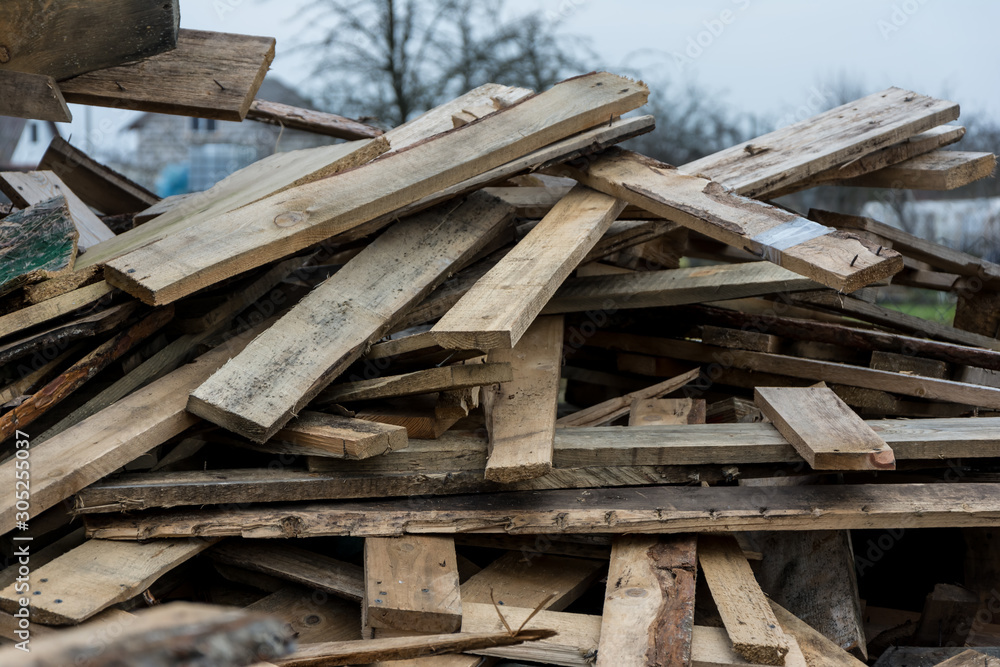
{"left": 0, "top": 171, "right": 114, "bottom": 250}
{"left": 248, "top": 98, "right": 384, "bottom": 140}
{"left": 0, "top": 70, "right": 71, "bottom": 121}
{"left": 0, "top": 197, "right": 77, "bottom": 297}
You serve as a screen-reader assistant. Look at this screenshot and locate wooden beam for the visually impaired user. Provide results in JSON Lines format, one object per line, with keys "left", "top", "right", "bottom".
{"left": 270, "top": 411, "right": 408, "bottom": 459}
{"left": 698, "top": 534, "right": 788, "bottom": 665}
{"left": 754, "top": 385, "right": 895, "bottom": 470}
{"left": 0, "top": 281, "right": 113, "bottom": 340}
{"left": 0, "top": 0, "right": 179, "bottom": 80}
{"left": 432, "top": 185, "right": 624, "bottom": 350}
{"left": 58, "top": 30, "right": 274, "bottom": 120}
{"left": 597, "top": 535, "right": 697, "bottom": 667}
{"left": 836, "top": 150, "right": 997, "bottom": 190}
{"left": 483, "top": 315, "right": 563, "bottom": 482}
{"left": 248, "top": 99, "right": 384, "bottom": 140}
{"left": 0, "top": 539, "right": 215, "bottom": 625}
{"left": 316, "top": 362, "right": 512, "bottom": 404}
{"left": 0, "top": 70, "right": 71, "bottom": 122}
{"left": 103, "top": 72, "right": 648, "bottom": 305}
{"left": 680, "top": 87, "right": 959, "bottom": 198}
{"left": 0, "top": 197, "right": 77, "bottom": 297}
{"left": 557, "top": 368, "right": 700, "bottom": 427}
{"left": 555, "top": 148, "right": 903, "bottom": 293}
{"left": 364, "top": 536, "right": 462, "bottom": 632}
{"left": 0, "top": 171, "right": 114, "bottom": 250}
{"left": 188, "top": 193, "right": 515, "bottom": 443}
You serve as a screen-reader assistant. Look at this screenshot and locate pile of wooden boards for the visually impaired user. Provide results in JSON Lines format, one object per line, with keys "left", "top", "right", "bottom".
{"left": 3, "top": 25, "right": 1000, "bottom": 666}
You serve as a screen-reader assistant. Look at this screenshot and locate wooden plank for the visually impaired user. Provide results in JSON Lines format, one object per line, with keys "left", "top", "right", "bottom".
{"left": 0, "top": 281, "right": 113, "bottom": 339}
{"left": 0, "top": 343, "right": 81, "bottom": 405}
{"left": 680, "top": 87, "right": 959, "bottom": 198}
{"left": 248, "top": 99, "right": 384, "bottom": 140}
{"left": 211, "top": 541, "right": 364, "bottom": 602}
{"left": 364, "top": 536, "right": 462, "bottom": 632}
{"left": 555, "top": 148, "right": 903, "bottom": 293}
{"left": 432, "top": 185, "right": 625, "bottom": 350}
{"left": 483, "top": 315, "right": 563, "bottom": 482}
{"left": 461, "top": 603, "right": 600, "bottom": 666}
{"left": 0, "top": 171, "right": 114, "bottom": 250}
{"left": 754, "top": 386, "right": 895, "bottom": 470}
{"left": 39, "top": 137, "right": 159, "bottom": 215}
{"left": 629, "top": 397, "right": 705, "bottom": 426}
{"left": 934, "top": 650, "right": 1000, "bottom": 667}
{"left": 0, "top": 70, "right": 71, "bottom": 121}
{"left": 270, "top": 411, "right": 408, "bottom": 459}
{"left": 914, "top": 583, "right": 979, "bottom": 647}
{"left": 870, "top": 350, "right": 948, "bottom": 378}
{"left": 0, "top": 539, "right": 215, "bottom": 625}
{"left": 316, "top": 362, "right": 512, "bottom": 404}
{"left": 103, "top": 73, "right": 648, "bottom": 305}
{"left": 557, "top": 368, "right": 700, "bottom": 427}
{"left": 0, "top": 197, "right": 77, "bottom": 297}
{"left": 703, "top": 325, "right": 781, "bottom": 354}
{"left": 246, "top": 585, "right": 361, "bottom": 644}
{"left": 589, "top": 331, "right": 1000, "bottom": 410}
{"left": 23, "top": 265, "right": 102, "bottom": 304}
{"left": 58, "top": 29, "right": 274, "bottom": 120}
{"left": 597, "top": 535, "right": 697, "bottom": 667}
{"left": 354, "top": 397, "right": 461, "bottom": 440}
{"left": 82, "top": 483, "right": 1000, "bottom": 539}
{"left": 0, "top": 0, "right": 179, "bottom": 80}
{"left": 188, "top": 193, "right": 515, "bottom": 443}
{"left": 769, "top": 601, "right": 867, "bottom": 667}
{"left": 692, "top": 626, "right": 806, "bottom": 667}
{"left": 698, "top": 534, "right": 788, "bottom": 665}
{"left": 0, "top": 301, "right": 136, "bottom": 367}
{"left": 955, "top": 290, "right": 1000, "bottom": 338}
{"left": 836, "top": 150, "right": 997, "bottom": 190}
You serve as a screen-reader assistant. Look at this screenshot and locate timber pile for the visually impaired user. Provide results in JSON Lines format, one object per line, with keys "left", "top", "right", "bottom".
{"left": 3, "top": 13, "right": 1000, "bottom": 667}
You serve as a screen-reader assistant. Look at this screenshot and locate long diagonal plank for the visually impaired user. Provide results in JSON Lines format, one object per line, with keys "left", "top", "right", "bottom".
{"left": 188, "top": 193, "right": 514, "bottom": 442}
{"left": 104, "top": 72, "right": 648, "bottom": 305}
{"left": 835, "top": 150, "right": 997, "bottom": 190}
{"left": 556, "top": 147, "right": 903, "bottom": 292}
{"left": 0, "top": 281, "right": 113, "bottom": 339}
{"left": 432, "top": 185, "right": 625, "bottom": 350}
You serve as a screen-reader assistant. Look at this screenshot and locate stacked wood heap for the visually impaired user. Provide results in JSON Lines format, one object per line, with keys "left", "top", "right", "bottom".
{"left": 4, "top": 10, "right": 1000, "bottom": 667}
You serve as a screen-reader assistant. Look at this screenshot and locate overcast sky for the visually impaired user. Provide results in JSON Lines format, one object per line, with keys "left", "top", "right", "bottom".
{"left": 65, "top": 0, "right": 1000, "bottom": 152}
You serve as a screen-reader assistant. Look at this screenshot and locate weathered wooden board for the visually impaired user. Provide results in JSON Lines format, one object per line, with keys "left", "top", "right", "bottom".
{"left": 0, "top": 197, "right": 77, "bottom": 297}
{"left": 0, "top": 171, "right": 114, "bottom": 250}
{"left": 0, "top": 281, "right": 112, "bottom": 340}
{"left": 248, "top": 99, "right": 384, "bottom": 140}
{"left": 271, "top": 411, "right": 408, "bottom": 459}
{"left": 836, "top": 150, "right": 997, "bottom": 190}
{"left": 0, "top": 70, "right": 71, "bottom": 121}
{"left": 211, "top": 541, "right": 364, "bottom": 601}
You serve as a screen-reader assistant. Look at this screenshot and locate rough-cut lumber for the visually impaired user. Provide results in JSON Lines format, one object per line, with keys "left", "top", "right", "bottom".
{"left": 0, "top": 70, "right": 71, "bottom": 121}
{"left": 248, "top": 99, "right": 384, "bottom": 140}
{"left": 544, "top": 261, "right": 820, "bottom": 314}
{"left": 0, "top": 0, "right": 180, "bottom": 80}
{"left": 0, "top": 538, "right": 215, "bottom": 625}
{"left": 590, "top": 331, "right": 1000, "bottom": 410}
{"left": 0, "top": 306, "right": 173, "bottom": 442}
{"left": 0, "top": 323, "right": 261, "bottom": 534}
{"left": 39, "top": 137, "right": 159, "bottom": 215}
{"left": 23, "top": 265, "right": 102, "bottom": 303}
{"left": 211, "top": 541, "right": 364, "bottom": 601}
{"left": 914, "top": 583, "right": 979, "bottom": 647}
{"left": 0, "top": 301, "right": 136, "bottom": 367}
{"left": 0, "top": 171, "right": 114, "bottom": 250}
{"left": 0, "top": 280, "right": 113, "bottom": 339}
{"left": 483, "top": 316, "right": 563, "bottom": 482}
{"left": 703, "top": 325, "right": 781, "bottom": 354}
{"left": 769, "top": 601, "right": 867, "bottom": 667}
{"left": 0, "top": 197, "right": 77, "bottom": 297}
{"left": 699, "top": 534, "right": 788, "bottom": 665}
{"left": 433, "top": 185, "right": 625, "bottom": 350}
{"left": 364, "top": 536, "right": 462, "bottom": 632}
{"left": 556, "top": 147, "right": 903, "bottom": 292}
{"left": 0, "top": 602, "right": 293, "bottom": 667}
{"left": 460, "top": 603, "right": 600, "bottom": 666}
{"left": 105, "top": 72, "right": 649, "bottom": 305}
{"left": 680, "top": 87, "right": 959, "bottom": 198}
{"left": 836, "top": 150, "right": 996, "bottom": 190}
{"left": 58, "top": 30, "right": 274, "bottom": 120}
{"left": 354, "top": 397, "right": 462, "bottom": 439}
{"left": 934, "top": 650, "right": 1000, "bottom": 667}
{"left": 246, "top": 584, "right": 361, "bottom": 643}
{"left": 188, "top": 193, "right": 515, "bottom": 443}
{"left": 755, "top": 386, "right": 895, "bottom": 470}
{"left": 317, "top": 362, "right": 512, "bottom": 404}
{"left": 557, "top": 368, "right": 700, "bottom": 427}
{"left": 0, "top": 344, "right": 81, "bottom": 405}
{"left": 629, "top": 397, "right": 705, "bottom": 425}
{"left": 271, "top": 411, "right": 408, "bottom": 459}
{"left": 870, "top": 349, "right": 948, "bottom": 377}
{"left": 597, "top": 535, "right": 697, "bottom": 667}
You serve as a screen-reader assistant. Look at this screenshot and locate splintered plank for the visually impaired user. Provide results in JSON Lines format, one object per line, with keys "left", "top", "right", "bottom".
{"left": 0, "top": 0, "right": 179, "bottom": 80}
{"left": 316, "top": 362, "right": 512, "bottom": 404}
{"left": 698, "top": 534, "right": 789, "bottom": 665}
{"left": 0, "top": 171, "right": 114, "bottom": 250}
{"left": 0, "top": 70, "right": 71, "bottom": 122}
{"left": 597, "top": 535, "right": 697, "bottom": 667}
{"left": 211, "top": 541, "right": 364, "bottom": 601}
{"left": 40, "top": 137, "right": 160, "bottom": 215}
{"left": 432, "top": 185, "right": 625, "bottom": 350}
{"left": 836, "top": 150, "right": 997, "bottom": 190}
{"left": 59, "top": 30, "right": 274, "bottom": 120}
{"left": 364, "top": 536, "right": 462, "bottom": 633}
{"left": 0, "top": 539, "right": 215, "bottom": 625}
{"left": 188, "top": 193, "right": 515, "bottom": 443}
{"left": 271, "top": 411, "right": 408, "bottom": 459}
{"left": 755, "top": 386, "right": 895, "bottom": 470}
{"left": 483, "top": 316, "right": 563, "bottom": 483}
{"left": 556, "top": 368, "right": 701, "bottom": 427}
{"left": 248, "top": 99, "right": 384, "bottom": 140}
{"left": 0, "top": 281, "right": 113, "bottom": 339}
{"left": 0, "top": 197, "right": 77, "bottom": 297}
{"left": 104, "top": 72, "right": 649, "bottom": 305}
{"left": 680, "top": 87, "right": 959, "bottom": 198}
{"left": 556, "top": 147, "right": 903, "bottom": 293}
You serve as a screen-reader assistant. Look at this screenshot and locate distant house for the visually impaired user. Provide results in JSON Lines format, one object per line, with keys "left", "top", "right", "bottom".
{"left": 120, "top": 77, "right": 336, "bottom": 195}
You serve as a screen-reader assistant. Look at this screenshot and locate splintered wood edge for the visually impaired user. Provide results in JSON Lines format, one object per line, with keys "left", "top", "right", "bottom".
{"left": 484, "top": 460, "right": 553, "bottom": 484}
{"left": 187, "top": 393, "right": 280, "bottom": 444}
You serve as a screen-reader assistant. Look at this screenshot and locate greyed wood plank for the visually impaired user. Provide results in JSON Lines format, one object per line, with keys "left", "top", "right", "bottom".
{"left": 271, "top": 411, "right": 407, "bottom": 459}
{"left": 211, "top": 541, "right": 364, "bottom": 601}
{"left": 0, "top": 70, "right": 70, "bottom": 121}
{"left": 248, "top": 99, "right": 384, "bottom": 140}
{"left": 836, "top": 150, "right": 997, "bottom": 190}
{"left": 557, "top": 368, "right": 700, "bottom": 427}
{"left": 0, "top": 281, "right": 112, "bottom": 340}
{"left": 317, "top": 362, "right": 512, "bottom": 404}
